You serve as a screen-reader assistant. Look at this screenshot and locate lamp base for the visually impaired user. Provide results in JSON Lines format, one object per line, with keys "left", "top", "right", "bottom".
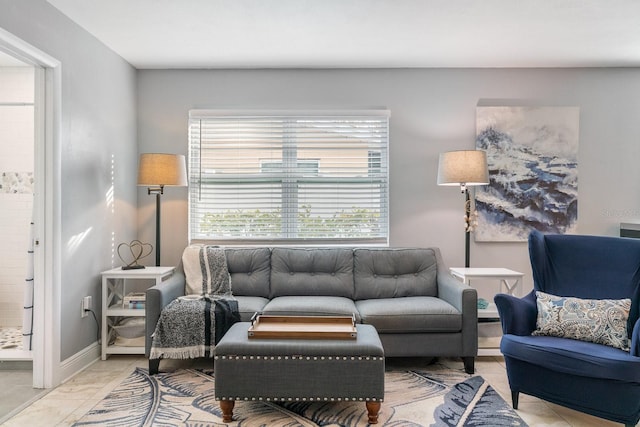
{"left": 121, "top": 265, "right": 146, "bottom": 270}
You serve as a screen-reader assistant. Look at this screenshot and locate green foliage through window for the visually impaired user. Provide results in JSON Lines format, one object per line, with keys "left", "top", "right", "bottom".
{"left": 200, "top": 205, "right": 380, "bottom": 238}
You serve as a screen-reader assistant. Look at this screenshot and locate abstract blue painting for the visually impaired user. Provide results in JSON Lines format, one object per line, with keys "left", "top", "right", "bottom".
{"left": 475, "top": 106, "right": 579, "bottom": 242}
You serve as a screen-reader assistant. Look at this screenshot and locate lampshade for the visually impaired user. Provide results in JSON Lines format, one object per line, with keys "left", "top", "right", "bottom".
{"left": 437, "top": 150, "right": 489, "bottom": 186}
{"left": 137, "top": 153, "right": 188, "bottom": 187}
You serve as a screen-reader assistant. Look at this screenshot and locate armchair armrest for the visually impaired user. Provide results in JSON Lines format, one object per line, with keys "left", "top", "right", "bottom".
{"left": 437, "top": 272, "right": 478, "bottom": 357}
{"left": 494, "top": 290, "right": 537, "bottom": 336}
{"left": 631, "top": 318, "right": 640, "bottom": 357}
{"left": 145, "top": 271, "right": 185, "bottom": 357}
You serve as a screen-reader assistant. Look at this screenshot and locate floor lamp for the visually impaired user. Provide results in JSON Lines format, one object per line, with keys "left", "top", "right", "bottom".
{"left": 437, "top": 150, "right": 489, "bottom": 268}
{"left": 137, "top": 153, "right": 188, "bottom": 266}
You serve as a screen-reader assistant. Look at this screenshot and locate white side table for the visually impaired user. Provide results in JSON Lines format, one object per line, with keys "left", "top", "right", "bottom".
{"left": 449, "top": 267, "right": 524, "bottom": 356}
{"left": 101, "top": 266, "right": 175, "bottom": 360}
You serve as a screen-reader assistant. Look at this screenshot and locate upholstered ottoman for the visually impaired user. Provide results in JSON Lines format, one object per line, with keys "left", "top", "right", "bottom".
{"left": 214, "top": 322, "right": 385, "bottom": 423}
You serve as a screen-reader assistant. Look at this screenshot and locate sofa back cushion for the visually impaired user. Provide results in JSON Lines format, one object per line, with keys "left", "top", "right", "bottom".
{"left": 225, "top": 248, "right": 271, "bottom": 298}
{"left": 270, "top": 248, "right": 354, "bottom": 298}
{"left": 354, "top": 248, "right": 438, "bottom": 300}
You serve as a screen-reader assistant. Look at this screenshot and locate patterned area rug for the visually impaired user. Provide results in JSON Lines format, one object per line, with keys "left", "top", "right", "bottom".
{"left": 74, "top": 366, "right": 527, "bottom": 426}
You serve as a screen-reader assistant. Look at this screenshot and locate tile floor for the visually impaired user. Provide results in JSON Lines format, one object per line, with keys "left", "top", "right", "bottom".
{"left": 0, "top": 355, "right": 629, "bottom": 427}
{"left": 0, "top": 327, "right": 42, "bottom": 423}
{"left": 0, "top": 366, "right": 47, "bottom": 422}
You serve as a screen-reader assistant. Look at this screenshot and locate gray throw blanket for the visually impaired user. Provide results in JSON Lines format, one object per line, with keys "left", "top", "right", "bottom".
{"left": 150, "top": 246, "right": 236, "bottom": 360}
{"left": 149, "top": 296, "right": 236, "bottom": 359}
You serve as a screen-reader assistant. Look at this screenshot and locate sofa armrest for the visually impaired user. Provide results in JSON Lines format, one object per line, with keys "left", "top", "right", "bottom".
{"left": 437, "top": 272, "right": 473, "bottom": 312}
{"left": 145, "top": 271, "right": 185, "bottom": 357}
{"left": 494, "top": 290, "right": 537, "bottom": 336}
{"left": 437, "top": 272, "right": 478, "bottom": 356}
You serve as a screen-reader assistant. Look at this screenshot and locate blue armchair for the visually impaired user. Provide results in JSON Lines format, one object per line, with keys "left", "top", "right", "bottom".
{"left": 495, "top": 230, "right": 640, "bottom": 427}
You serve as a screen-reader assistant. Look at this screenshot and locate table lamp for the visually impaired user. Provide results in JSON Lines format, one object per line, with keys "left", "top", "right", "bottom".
{"left": 137, "top": 153, "right": 188, "bottom": 266}
{"left": 437, "top": 150, "right": 489, "bottom": 267}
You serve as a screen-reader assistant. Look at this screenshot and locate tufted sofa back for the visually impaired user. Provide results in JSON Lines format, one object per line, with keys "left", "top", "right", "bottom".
{"left": 225, "top": 248, "right": 271, "bottom": 298}
{"left": 202, "top": 247, "right": 439, "bottom": 301}
{"left": 353, "top": 248, "right": 438, "bottom": 300}
{"left": 270, "top": 248, "right": 354, "bottom": 299}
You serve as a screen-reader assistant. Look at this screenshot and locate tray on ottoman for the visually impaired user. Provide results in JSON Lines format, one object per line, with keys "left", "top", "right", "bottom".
{"left": 248, "top": 314, "right": 357, "bottom": 340}
{"left": 214, "top": 321, "right": 385, "bottom": 424}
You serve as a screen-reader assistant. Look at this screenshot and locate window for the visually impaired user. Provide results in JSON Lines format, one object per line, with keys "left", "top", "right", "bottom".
{"left": 188, "top": 109, "right": 390, "bottom": 245}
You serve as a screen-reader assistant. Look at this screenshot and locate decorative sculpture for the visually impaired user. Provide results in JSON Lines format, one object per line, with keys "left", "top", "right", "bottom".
{"left": 117, "top": 240, "right": 153, "bottom": 270}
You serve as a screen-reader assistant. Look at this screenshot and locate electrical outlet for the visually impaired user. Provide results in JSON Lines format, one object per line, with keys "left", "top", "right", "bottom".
{"left": 81, "top": 296, "right": 92, "bottom": 318}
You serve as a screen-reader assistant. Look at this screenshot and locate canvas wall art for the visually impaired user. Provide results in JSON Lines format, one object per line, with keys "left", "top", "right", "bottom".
{"left": 475, "top": 106, "right": 579, "bottom": 242}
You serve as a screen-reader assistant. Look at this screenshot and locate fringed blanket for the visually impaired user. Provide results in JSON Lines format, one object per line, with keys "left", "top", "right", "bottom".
{"left": 150, "top": 296, "right": 239, "bottom": 359}
{"left": 182, "top": 245, "right": 231, "bottom": 296}
{"left": 150, "top": 246, "right": 239, "bottom": 360}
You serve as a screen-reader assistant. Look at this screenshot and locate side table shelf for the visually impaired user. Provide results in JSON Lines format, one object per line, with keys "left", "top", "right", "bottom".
{"left": 449, "top": 267, "right": 524, "bottom": 357}
{"left": 101, "top": 266, "right": 175, "bottom": 360}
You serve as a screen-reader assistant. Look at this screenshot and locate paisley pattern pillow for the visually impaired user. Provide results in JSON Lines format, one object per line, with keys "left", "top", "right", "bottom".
{"left": 532, "top": 291, "right": 631, "bottom": 351}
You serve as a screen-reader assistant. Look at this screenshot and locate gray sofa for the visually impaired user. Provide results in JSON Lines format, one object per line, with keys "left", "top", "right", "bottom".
{"left": 145, "top": 247, "right": 478, "bottom": 374}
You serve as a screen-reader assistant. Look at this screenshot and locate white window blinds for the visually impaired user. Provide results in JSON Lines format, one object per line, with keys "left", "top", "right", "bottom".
{"left": 188, "top": 109, "right": 390, "bottom": 245}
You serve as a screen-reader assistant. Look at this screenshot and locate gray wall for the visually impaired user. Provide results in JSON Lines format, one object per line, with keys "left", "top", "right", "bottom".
{"left": 137, "top": 68, "right": 640, "bottom": 296}
{"left": 0, "top": 0, "right": 138, "bottom": 360}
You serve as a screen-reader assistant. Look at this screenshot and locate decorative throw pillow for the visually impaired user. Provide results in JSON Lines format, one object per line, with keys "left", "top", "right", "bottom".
{"left": 182, "top": 245, "right": 231, "bottom": 296}
{"left": 532, "top": 291, "right": 631, "bottom": 351}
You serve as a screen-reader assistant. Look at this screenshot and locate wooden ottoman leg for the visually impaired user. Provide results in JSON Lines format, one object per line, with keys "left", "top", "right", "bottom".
{"left": 366, "top": 401, "right": 381, "bottom": 424}
{"left": 219, "top": 400, "right": 235, "bottom": 423}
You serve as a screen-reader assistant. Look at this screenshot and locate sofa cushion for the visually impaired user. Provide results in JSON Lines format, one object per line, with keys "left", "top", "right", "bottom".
{"left": 356, "top": 296, "right": 461, "bottom": 333}
{"left": 262, "top": 296, "right": 361, "bottom": 322}
{"left": 234, "top": 295, "right": 270, "bottom": 322}
{"left": 270, "top": 248, "right": 354, "bottom": 298}
{"left": 354, "top": 248, "right": 438, "bottom": 300}
{"left": 225, "top": 248, "right": 271, "bottom": 298}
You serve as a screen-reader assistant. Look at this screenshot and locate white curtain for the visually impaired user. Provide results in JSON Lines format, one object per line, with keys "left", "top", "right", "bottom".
{"left": 22, "top": 219, "right": 34, "bottom": 351}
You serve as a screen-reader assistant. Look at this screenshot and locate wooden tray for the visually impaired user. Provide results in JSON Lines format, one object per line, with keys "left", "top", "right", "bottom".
{"left": 247, "top": 314, "right": 357, "bottom": 340}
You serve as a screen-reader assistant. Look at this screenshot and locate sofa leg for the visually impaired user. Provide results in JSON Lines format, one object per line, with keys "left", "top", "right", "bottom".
{"left": 511, "top": 390, "right": 519, "bottom": 409}
{"left": 462, "top": 357, "right": 474, "bottom": 374}
{"left": 149, "top": 358, "right": 160, "bottom": 375}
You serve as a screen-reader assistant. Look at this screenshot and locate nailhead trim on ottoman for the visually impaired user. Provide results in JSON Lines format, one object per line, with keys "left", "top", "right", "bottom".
{"left": 214, "top": 322, "right": 385, "bottom": 424}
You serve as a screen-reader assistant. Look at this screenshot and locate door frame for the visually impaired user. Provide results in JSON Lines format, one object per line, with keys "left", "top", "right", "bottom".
{"left": 0, "top": 27, "right": 61, "bottom": 388}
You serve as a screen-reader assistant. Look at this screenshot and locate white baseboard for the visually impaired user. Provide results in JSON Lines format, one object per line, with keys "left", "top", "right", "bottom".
{"left": 58, "top": 341, "right": 100, "bottom": 385}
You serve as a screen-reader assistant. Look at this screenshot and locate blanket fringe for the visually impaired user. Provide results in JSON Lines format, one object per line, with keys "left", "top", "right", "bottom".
{"left": 150, "top": 345, "right": 213, "bottom": 360}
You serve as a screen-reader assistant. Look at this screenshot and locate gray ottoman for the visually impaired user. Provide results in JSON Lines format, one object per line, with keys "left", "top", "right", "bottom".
{"left": 214, "top": 322, "right": 385, "bottom": 423}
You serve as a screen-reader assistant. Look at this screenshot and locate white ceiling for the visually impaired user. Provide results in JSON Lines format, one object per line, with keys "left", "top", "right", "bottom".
{"left": 47, "top": 0, "right": 640, "bottom": 69}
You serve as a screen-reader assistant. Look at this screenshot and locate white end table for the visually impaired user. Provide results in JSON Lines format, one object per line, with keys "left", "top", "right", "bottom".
{"left": 101, "top": 266, "right": 175, "bottom": 360}
{"left": 449, "top": 267, "right": 524, "bottom": 356}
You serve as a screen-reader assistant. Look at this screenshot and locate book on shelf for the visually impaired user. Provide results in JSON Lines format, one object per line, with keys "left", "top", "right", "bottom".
{"left": 128, "top": 301, "right": 145, "bottom": 309}
{"left": 123, "top": 292, "right": 146, "bottom": 304}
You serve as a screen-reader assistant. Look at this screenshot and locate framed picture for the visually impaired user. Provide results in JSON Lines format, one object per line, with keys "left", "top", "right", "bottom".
{"left": 475, "top": 106, "right": 579, "bottom": 242}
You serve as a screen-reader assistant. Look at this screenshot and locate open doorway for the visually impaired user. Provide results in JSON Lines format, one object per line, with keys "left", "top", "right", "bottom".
{"left": 0, "top": 50, "right": 48, "bottom": 421}
{"left": 0, "top": 25, "right": 62, "bottom": 421}
{"left": 0, "top": 53, "right": 35, "bottom": 361}
{"left": 0, "top": 28, "right": 62, "bottom": 398}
